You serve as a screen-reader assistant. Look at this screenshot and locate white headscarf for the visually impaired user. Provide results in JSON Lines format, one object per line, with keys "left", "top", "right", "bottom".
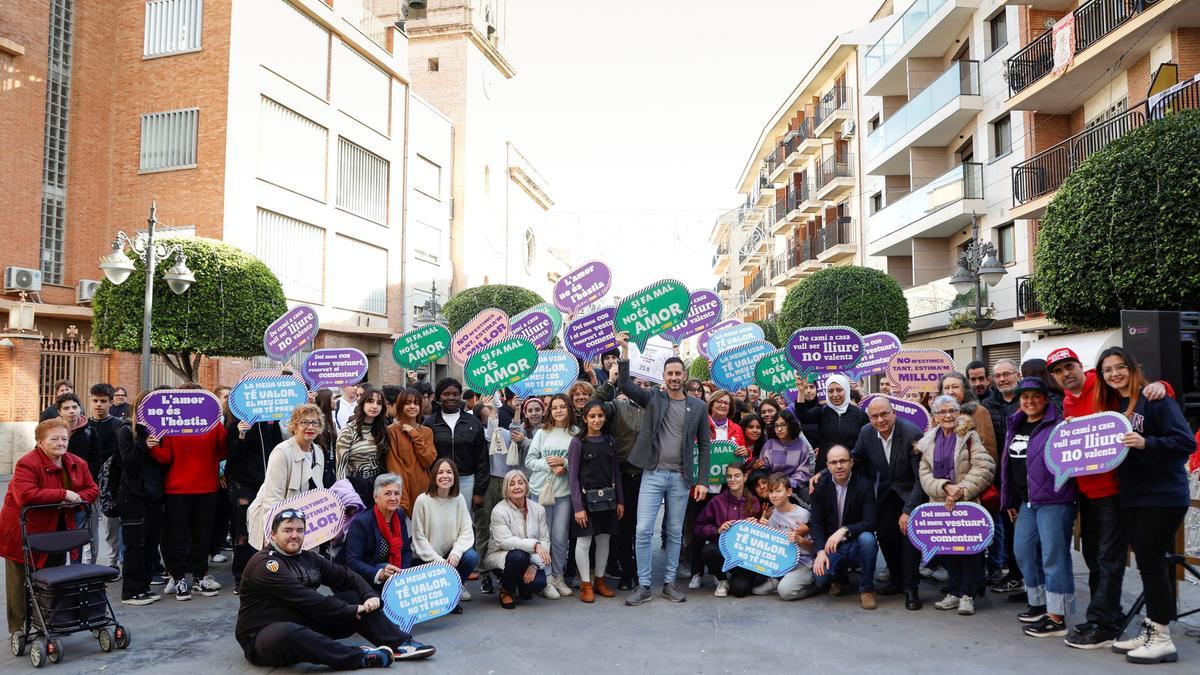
{"left": 824, "top": 374, "right": 852, "bottom": 416}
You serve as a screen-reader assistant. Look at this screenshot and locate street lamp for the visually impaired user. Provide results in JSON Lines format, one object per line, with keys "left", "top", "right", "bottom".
{"left": 950, "top": 213, "right": 1007, "bottom": 361}
{"left": 412, "top": 282, "right": 447, "bottom": 382}
{"left": 99, "top": 202, "right": 195, "bottom": 390}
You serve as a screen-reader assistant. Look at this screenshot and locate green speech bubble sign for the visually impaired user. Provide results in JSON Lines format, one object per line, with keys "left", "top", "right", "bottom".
{"left": 464, "top": 337, "right": 540, "bottom": 396}
{"left": 614, "top": 279, "right": 690, "bottom": 350}
{"left": 392, "top": 323, "right": 451, "bottom": 369}
{"left": 754, "top": 349, "right": 800, "bottom": 395}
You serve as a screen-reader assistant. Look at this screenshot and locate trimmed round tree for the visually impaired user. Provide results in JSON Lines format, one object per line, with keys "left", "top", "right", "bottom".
{"left": 776, "top": 265, "right": 909, "bottom": 342}
{"left": 754, "top": 319, "right": 781, "bottom": 347}
{"left": 443, "top": 284, "right": 546, "bottom": 333}
{"left": 688, "top": 355, "right": 710, "bottom": 380}
{"left": 1035, "top": 109, "right": 1200, "bottom": 330}
{"left": 92, "top": 238, "right": 288, "bottom": 382}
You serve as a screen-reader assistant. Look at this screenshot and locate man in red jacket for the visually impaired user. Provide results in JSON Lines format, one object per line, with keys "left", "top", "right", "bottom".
{"left": 1047, "top": 347, "right": 1168, "bottom": 650}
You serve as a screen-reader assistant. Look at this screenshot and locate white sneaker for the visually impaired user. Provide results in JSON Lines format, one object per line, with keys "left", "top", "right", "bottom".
{"left": 163, "top": 577, "right": 178, "bottom": 595}
{"left": 919, "top": 566, "right": 934, "bottom": 578}
{"left": 551, "top": 575, "right": 573, "bottom": 597}
{"left": 1112, "top": 620, "right": 1151, "bottom": 654}
{"left": 957, "top": 595, "right": 975, "bottom": 615}
{"left": 714, "top": 580, "right": 729, "bottom": 598}
{"left": 1125, "top": 621, "right": 1177, "bottom": 664}
{"left": 459, "top": 588, "right": 472, "bottom": 602}
{"left": 752, "top": 578, "right": 779, "bottom": 596}
{"left": 196, "top": 575, "right": 221, "bottom": 596}
{"left": 934, "top": 593, "right": 960, "bottom": 610}
{"left": 931, "top": 567, "right": 950, "bottom": 582}
{"left": 688, "top": 574, "right": 702, "bottom": 590}
{"left": 210, "top": 553, "right": 228, "bottom": 563}
{"left": 540, "top": 582, "right": 561, "bottom": 600}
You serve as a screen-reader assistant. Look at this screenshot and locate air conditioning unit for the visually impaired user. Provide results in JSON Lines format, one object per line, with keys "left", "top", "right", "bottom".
{"left": 77, "top": 279, "right": 101, "bottom": 304}
{"left": 841, "top": 119, "right": 856, "bottom": 139}
{"left": 5, "top": 266, "right": 43, "bottom": 293}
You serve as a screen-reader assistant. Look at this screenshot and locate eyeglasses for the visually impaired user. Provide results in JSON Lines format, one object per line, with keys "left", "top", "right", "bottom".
{"left": 935, "top": 410, "right": 959, "bottom": 417}
{"left": 297, "top": 419, "right": 322, "bottom": 427}
{"left": 1101, "top": 363, "right": 1129, "bottom": 375}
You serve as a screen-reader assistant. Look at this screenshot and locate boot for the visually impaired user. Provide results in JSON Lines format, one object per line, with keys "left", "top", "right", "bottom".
{"left": 1112, "top": 620, "right": 1151, "bottom": 655}
{"left": 593, "top": 576, "right": 615, "bottom": 598}
{"left": 1125, "top": 621, "right": 1177, "bottom": 664}
{"left": 579, "top": 581, "right": 595, "bottom": 603}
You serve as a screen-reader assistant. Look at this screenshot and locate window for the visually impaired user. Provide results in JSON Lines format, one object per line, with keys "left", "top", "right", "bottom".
{"left": 987, "top": 11, "right": 1008, "bottom": 54}
{"left": 333, "top": 235, "right": 387, "bottom": 314}
{"left": 262, "top": 0, "right": 328, "bottom": 98}
{"left": 337, "top": 138, "right": 389, "bottom": 224}
{"left": 140, "top": 108, "right": 198, "bottom": 172}
{"left": 870, "top": 192, "right": 883, "bottom": 215}
{"left": 39, "top": 0, "right": 74, "bottom": 284}
{"left": 427, "top": 58, "right": 439, "bottom": 72}
{"left": 412, "top": 154, "right": 441, "bottom": 200}
{"left": 143, "top": 0, "right": 203, "bottom": 58}
{"left": 255, "top": 209, "right": 324, "bottom": 303}
{"left": 412, "top": 220, "right": 441, "bottom": 264}
{"left": 333, "top": 43, "right": 390, "bottom": 134}
{"left": 990, "top": 114, "right": 1011, "bottom": 159}
{"left": 258, "top": 97, "right": 327, "bottom": 199}
{"left": 996, "top": 223, "right": 1016, "bottom": 265}
{"left": 868, "top": 114, "right": 880, "bottom": 132}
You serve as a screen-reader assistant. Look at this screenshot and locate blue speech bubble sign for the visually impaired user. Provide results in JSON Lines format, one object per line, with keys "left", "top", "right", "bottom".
{"left": 711, "top": 340, "right": 777, "bottom": 393}
{"left": 705, "top": 323, "right": 766, "bottom": 362}
{"left": 1044, "top": 411, "right": 1133, "bottom": 491}
{"left": 381, "top": 561, "right": 463, "bottom": 634}
{"left": 510, "top": 349, "right": 577, "bottom": 397}
{"left": 906, "top": 502, "right": 994, "bottom": 566}
{"left": 697, "top": 319, "right": 742, "bottom": 360}
{"left": 717, "top": 520, "right": 801, "bottom": 577}
{"left": 229, "top": 370, "right": 308, "bottom": 424}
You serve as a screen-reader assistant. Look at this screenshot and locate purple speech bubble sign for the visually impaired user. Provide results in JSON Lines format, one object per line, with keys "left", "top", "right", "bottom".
{"left": 844, "top": 331, "right": 901, "bottom": 380}
{"left": 785, "top": 325, "right": 864, "bottom": 374}
{"left": 885, "top": 348, "right": 954, "bottom": 394}
{"left": 300, "top": 348, "right": 369, "bottom": 390}
{"left": 906, "top": 502, "right": 995, "bottom": 566}
{"left": 137, "top": 389, "right": 223, "bottom": 438}
{"left": 564, "top": 307, "right": 619, "bottom": 360}
{"left": 860, "top": 394, "right": 932, "bottom": 431}
{"left": 662, "top": 290, "right": 722, "bottom": 343}
{"left": 697, "top": 319, "right": 742, "bottom": 360}
{"left": 263, "top": 305, "right": 319, "bottom": 361}
{"left": 1044, "top": 411, "right": 1133, "bottom": 490}
{"left": 509, "top": 308, "right": 556, "bottom": 350}
{"left": 263, "top": 488, "right": 344, "bottom": 551}
{"left": 553, "top": 260, "right": 612, "bottom": 313}
{"left": 450, "top": 309, "right": 510, "bottom": 365}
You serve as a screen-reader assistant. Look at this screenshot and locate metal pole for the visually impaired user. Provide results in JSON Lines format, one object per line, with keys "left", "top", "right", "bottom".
{"left": 974, "top": 273, "right": 984, "bottom": 362}
{"left": 139, "top": 202, "right": 157, "bottom": 391}
{"left": 970, "top": 213, "right": 983, "bottom": 362}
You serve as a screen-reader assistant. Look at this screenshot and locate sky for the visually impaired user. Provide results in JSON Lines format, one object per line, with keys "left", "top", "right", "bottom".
{"left": 501, "top": 0, "right": 883, "bottom": 297}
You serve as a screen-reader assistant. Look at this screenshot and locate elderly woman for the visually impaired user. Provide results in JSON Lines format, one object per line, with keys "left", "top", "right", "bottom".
{"left": 412, "top": 458, "right": 478, "bottom": 609}
{"left": 340, "top": 473, "right": 412, "bottom": 589}
{"left": 793, "top": 374, "right": 869, "bottom": 473}
{"left": 915, "top": 394, "right": 995, "bottom": 616}
{"left": 0, "top": 418, "right": 98, "bottom": 635}
{"left": 247, "top": 404, "right": 327, "bottom": 550}
{"left": 484, "top": 470, "right": 551, "bottom": 609}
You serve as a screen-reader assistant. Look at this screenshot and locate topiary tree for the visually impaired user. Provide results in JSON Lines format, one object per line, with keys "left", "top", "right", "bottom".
{"left": 1035, "top": 109, "right": 1200, "bottom": 330}
{"left": 754, "top": 319, "right": 780, "bottom": 347}
{"left": 92, "top": 238, "right": 287, "bottom": 382}
{"left": 688, "top": 355, "right": 710, "bottom": 380}
{"left": 776, "top": 265, "right": 909, "bottom": 342}
{"left": 443, "top": 284, "right": 547, "bottom": 333}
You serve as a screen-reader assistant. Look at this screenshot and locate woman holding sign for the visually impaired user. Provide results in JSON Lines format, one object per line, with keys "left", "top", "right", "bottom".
{"left": 247, "top": 404, "right": 327, "bottom": 551}
{"left": 335, "top": 389, "right": 390, "bottom": 505}
{"left": 568, "top": 401, "right": 624, "bottom": 603}
{"left": 524, "top": 394, "right": 577, "bottom": 599}
{"left": 1096, "top": 347, "right": 1195, "bottom": 664}
{"left": 412, "top": 459, "right": 478, "bottom": 610}
{"left": 760, "top": 411, "right": 814, "bottom": 491}
{"left": 485, "top": 470, "right": 552, "bottom": 609}
{"left": 694, "top": 463, "right": 762, "bottom": 597}
{"left": 793, "top": 374, "right": 869, "bottom": 473}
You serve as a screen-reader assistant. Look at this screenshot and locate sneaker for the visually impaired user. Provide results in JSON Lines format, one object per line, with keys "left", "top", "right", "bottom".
{"left": 175, "top": 579, "right": 192, "bottom": 601}
{"left": 934, "top": 593, "right": 960, "bottom": 611}
{"left": 121, "top": 591, "right": 160, "bottom": 606}
{"left": 480, "top": 574, "right": 495, "bottom": 595}
{"left": 1024, "top": 615, "right": 1067, "bottom": 637}
{"left": 957, "top": 595, "right": 975, "bottom": 616}
{"left": 714, "top": 580, "right": 729, "bottom": 598}
{"left": 233, "top": 581, "right": 240, "bottom": 596}
{"left": 1125, "top": 620, "right": 1177, "bottom": 664}
{"left": 662, "top": 582, "right": 687, "bottom": 603}
{"left": 676, "top": 564, "right": 691, "bottom": 579}
{"left": 1018, "top": 605, "right": 1047, "bottom": 623}
{"left": 931, "top": 567, "right": 949, "bottom": 583}
{"left": 210, "top": 553, "right": 228, "bottom": 563}
{"left": 150, "top": 574, "right": 168, "bottom": 586}
{"left": 991, "top": 576, "right": 1024, "bottom": 594}
{"left": 540, "top": 582, "right": 561, "bottom": 600}
{"left": 163, "top": 577, "right": 178, "bottom": 594}
{"left": 625, "top": 585, "right": 653, "bottom": 606}
{"left": 1065, "top": 624, "right": 1117, "bottom": 650}
{"left": 197, "top": 575, "right": 221, "bottom": 597}
{"left": 393, "top": 640, "right": 436, "bottom": 661}
{"left": 752, "top": 578, "right": 779, "bottom": 596}
{"left": 1113, "top": 620, "right": 1152, "bottom": 655}
{"left": 688, "top": 574, "right": 702, "bottom": 590}
{"left": 360, "top": 646, "right": 394, "bottom": 668}
{"left": 459, "top": 588, "right": 472, "bottom": 602}
{"left": 551, "top": 575, "right": 573, "bottom": 597}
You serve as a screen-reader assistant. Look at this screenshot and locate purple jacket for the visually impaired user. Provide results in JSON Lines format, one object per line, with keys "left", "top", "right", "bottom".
{"left": 1000, "top": 407, "right": 1076, "bottom": 508}
{"left": 693, "top": 489, "right": 762, "bottom": 540}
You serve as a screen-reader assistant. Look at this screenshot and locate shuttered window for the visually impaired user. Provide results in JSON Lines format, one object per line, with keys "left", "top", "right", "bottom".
{"left": 144, "top": 0, "right": 203, "bottom": 58}
{"left": 986, "top": 343, "right": 1022, "bottom": 370}
{"left": 332, "top": 235, "right": 387, "bottom": 314}
{"left": 336, "top": 137, "right": 388, "bottom": 224}
{"left": 255, "top": 209, "right": 324, "bottom": 303}
{"left": 258, "top": 97, "right": 327, "bottom": 199}
{"left": 140, "top": 108, "right": 198, "bottom": 172}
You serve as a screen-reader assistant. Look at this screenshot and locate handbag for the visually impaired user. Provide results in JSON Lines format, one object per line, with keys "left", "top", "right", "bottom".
{"left": 979, "top": 483, "right": 1001, "bottom": 512}
{"left": 583, "top": 485, "right": 617, "bottom": 512}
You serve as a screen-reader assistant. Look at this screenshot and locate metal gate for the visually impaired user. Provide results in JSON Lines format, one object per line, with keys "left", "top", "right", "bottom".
{"left": 39, "top": 335, "right": 109, "bottom": 411}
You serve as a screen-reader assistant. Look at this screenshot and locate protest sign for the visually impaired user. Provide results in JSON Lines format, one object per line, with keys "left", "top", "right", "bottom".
{"left": 859, "top": 394, "right": 931, "bottom": 431}
{"left": 300, "top": 348, "right": 368, "bottom": 390}
{"left": 464, "top": 337, "right": 539, "bottom": 396}
{"left": 704, "top": 440, "right": 741, "bottom": 488}
{"left": 381, "top": 562, "right": 463, "bottom": 633}
{"left": 628, "top": 335, "right": 675, "bottom": 385}
{"left": 553, "top": 260, "right": 612, "bottom": 313}
{"left": 697, "top": 319, "right": 742, "bottom": 360}
{"left": 705, "top": 323, "right": 765, "bottom": 362}
{"left": 885, "top": 349, "right": 954, "bottom": 394}
{"left": 1044, "top": 411, "right": 1133, "bottom": 490}
{"left": 450, "top": 309, "right": 510, "bottom": 365}
{"left": 509, "top": 306, "right": 557, "bottom": 350}
{"left": 662, "top": 290, "right": 722, "bottom": 343}
{"left": 262, "top": 488, "right": 343, "bottom": 551}
{"left": 717, "top": 520, "right": 801, "bottom": 577}
{"left": 906, "top": 502, "right": 994, "bottom": 566}
{"left": 263, "top": 305, "right": 319, "bottom": 362}
{"left": 510, "top": 349, "right": 576, "bottom": 397}
{"left": 785, "top": 326, "right": 863, "bottom": 375}
{"left": 229, "top": 370, "right": 308, "bottom": 424}
{"left": 392, "top": 323, "right": 451, "bottom": 369}
{"left": 754, "top": 349, "right": 797, "bottom": 394}
{"left": 564, "top": 307, "right": 619, "bottom": 359}
{"left": 711, "top": 340, "right": 776, "bottom": 393}
{"left": 614, "top": 279, "right": 690, "bottom": 350}
{"left": 137, "top": 389, "right": 222, "bottom": 438}
{"left": 844, "top": 331, "right": 901, "bottom": 380}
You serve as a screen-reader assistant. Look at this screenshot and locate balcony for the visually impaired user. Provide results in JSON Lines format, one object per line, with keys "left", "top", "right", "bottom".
{"left": 863, "top": 0, "right": 980, "bottom": 97}
{"left": 747, "top": 267, "right": 775, "bottom": 304}
{"left": 765, "top": 120, "right": 820, "bottom": 183}
{"left": 1006, "top": 0, "right": 1199, "bottom": 111}
{"left": 737, "top": 223, "right": 770, "bottom": 271}
{"left": 752, "top": 172, "right": 773, "bottom": 207}
{"left": 771, "top": 180, "right": 812, "bottom": 234}
{"left": 905, "top": 275, "right": 988, "bottom": 333}
{"left": 865, "top": 60, "right": 982, "bottom": 176}
{"left": 713, "top": 240, "right": 731, "bottom": 275}
{"left": 817, "top": 217, "right": 857, "bottom": 263}
{"left": 798, "top": 238, "right": 824, "bottom": 274}
{"left": 814, "top": 86, "right": 854, "bottom": 138}
{"left": 867, "top": 162, "right": 984, "bottom": 257}
{"left": 815, "top": 154, "right": 854, "bottom": 201}
{"left": 1016, "top": 275, "right": 1043, "bottom": 318}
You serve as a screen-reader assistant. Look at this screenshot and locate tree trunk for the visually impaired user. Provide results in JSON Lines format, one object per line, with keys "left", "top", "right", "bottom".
{"left": 159, "top": 351, "right": 200, "bottom": 383}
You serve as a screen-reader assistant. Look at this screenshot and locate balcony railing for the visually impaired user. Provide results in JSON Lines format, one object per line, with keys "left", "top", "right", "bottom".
{"left": 817, "top": 154, "right": 854, "bottom": 190}
{"left": 747, "top": 268, "right": 766, "bottom": 297}
{"left": 750, "top": 171, "right": 771, "bottom": 204}
{"left": 765, "top": 120, "right": 815, "bottom": 175}
{"left": 800, "top": 239, "right": 815, "bottom": 263}
{"left": 870, "top": 162, "right": 983, "bottom": 242}
{"left": 864, "top": 0, "right": 951, "bottom": 80}
{"left": 1016, "top": 275, "right": 1042, "bottom": 318}
{"left": 1007, "top": 0, "right": 1162, "bottom": 96}
{"left": 866, "top": 61, "right": 979, "bottom": 160}
{"left": 817, "top": 217, "right": 854, "bottom": 253}
{"left": 815, "top": 86, "right": 854, "bottom": 127}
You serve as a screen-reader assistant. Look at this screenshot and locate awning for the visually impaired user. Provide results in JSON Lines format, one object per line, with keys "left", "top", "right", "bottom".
{"left": 1022, "top": 329, "right": 1121, "bottom": 368}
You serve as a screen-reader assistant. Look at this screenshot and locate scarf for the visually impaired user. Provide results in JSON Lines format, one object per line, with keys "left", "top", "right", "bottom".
{"left": 933, "top": 428, "right": 957, "bottom": 481}
{"left": 373, "top": 506, "right": 405, "bottom": 569}
{"left": 825, "top": 374, "right": 851, "bottom": 415}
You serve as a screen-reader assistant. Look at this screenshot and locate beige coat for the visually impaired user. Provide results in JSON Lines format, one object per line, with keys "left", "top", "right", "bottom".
{"left": 247, "top": 437, "right": 326, "bottom": 549}
{"left": 916, "top": 416, "right": 995, "bottom": 503}
{"left": 482, "top": 497, "right": 551, "bottom": 572}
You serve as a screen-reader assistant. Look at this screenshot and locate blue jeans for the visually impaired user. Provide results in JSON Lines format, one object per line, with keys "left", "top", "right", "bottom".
{"left": 813, "top": 532, "right": 878, "bottom": 593}
{"left": 532, "top": 493, "right": 571, "bottom": 577}
{"left": 988, "top": 508, "right": 1006, "bottom": 571}
{"left": 635, "top": 469, "right": 691, "bottom": 589}
{"left": 453, "top": 548, "right": 480, "bottom": 582}
{"left": 459, "top": 476, "right": 475, "bottom": 513}
{"left": 1014, "top": 502, "right": 1076, "bottom": 616}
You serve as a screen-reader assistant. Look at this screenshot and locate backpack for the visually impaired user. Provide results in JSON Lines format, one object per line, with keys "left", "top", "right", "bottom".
{"left": 98, "top": 452, "right": 122, "bottom": 518}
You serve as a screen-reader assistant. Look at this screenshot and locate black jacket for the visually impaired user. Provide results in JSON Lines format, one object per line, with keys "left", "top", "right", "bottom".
{"left": 225, "top": 420, "right": 284, "bottom": 495}
{"left": 39, "top": 405, "right": 60, "bottom": 422}
{"left": 235, "top": 547, "right": 377, "bottom": 647}
{"left": 616, "top": 359, "right": 710, "bottom": 485}
{"left": 117, "top": 422, "right": 165, "bottom": 502}
{"left": 794, "top": 402, "right": 870, "bottom": 473}
{"left": 423, "top": 410, "right": 488, "bottom": 496}
{"left": 850, "top": 418, "right": 925, "bottom": 514}
{"left": 809, "top": 471, "right": 876, "bottom": 551}
{"left": 794, "top": 398, "right": 821, "bottom": 447}
{"left": 66, "top": 422, "right": 102, "bottom": 475}
{"left": 88, "top": 416, "right": 123, "bottom": 479}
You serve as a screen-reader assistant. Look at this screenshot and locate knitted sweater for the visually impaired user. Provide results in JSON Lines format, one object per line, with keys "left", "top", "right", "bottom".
{"left": 410, "top": 493, "right": 475, "bottom": 562}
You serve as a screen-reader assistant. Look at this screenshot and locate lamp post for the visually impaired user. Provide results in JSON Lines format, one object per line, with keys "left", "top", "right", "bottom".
{"left": 413, "top": 282, "right": 447, "bottom": 383}
{"left": 950, "top": 213, "right": 1007, "bottom": 361}
{"left": 99, "top": 202, "right": 195, "bottom": 391}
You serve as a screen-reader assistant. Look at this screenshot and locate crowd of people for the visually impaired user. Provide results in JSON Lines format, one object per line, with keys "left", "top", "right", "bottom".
{"left": 1, "top": 338, "right": 1198, "bottom": 669}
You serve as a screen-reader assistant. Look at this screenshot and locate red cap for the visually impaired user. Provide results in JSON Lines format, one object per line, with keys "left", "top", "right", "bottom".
{"left": 1046, "top": 347, "right": 1081, "bottom": 370}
